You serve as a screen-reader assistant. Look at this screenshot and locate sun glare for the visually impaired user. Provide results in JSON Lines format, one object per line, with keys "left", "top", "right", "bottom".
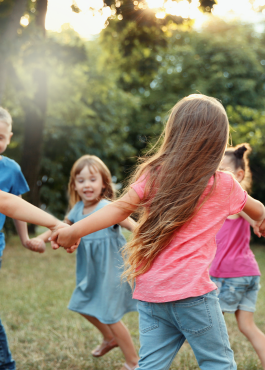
{"left": 42, "top": 0, "right": 265, "bottom": 39}
{"left": 45, "top": 0, "right": 110, "bottom": 38}
{"left": 146, "top": 0, "right": 165, "bottom": 8}
{"left": 20, "top": 15, "right": 29, "bottom": 27}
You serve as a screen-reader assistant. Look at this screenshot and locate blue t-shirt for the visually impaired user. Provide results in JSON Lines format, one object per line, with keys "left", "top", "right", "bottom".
{"left": 0, "top": 156, "right": 29, "bottom": 256}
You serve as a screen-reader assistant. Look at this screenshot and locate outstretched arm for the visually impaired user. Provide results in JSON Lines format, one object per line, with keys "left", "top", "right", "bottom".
{"left": 12, "top": 195, "right": 45, "bottom": 253}
{"left": 242, "top": 195, "right": 265, "bottom": 237}
{"left": 50, "top": 189, "right": 141, "bottom": 249}
{"left": 239, "top": 211, "right": 262, "bottom": 237}
{"left": 0, "top": 191, "right": 60, "bottom": 230}
{"left": 243, "top": 195, "right": 265, "bottom": 222}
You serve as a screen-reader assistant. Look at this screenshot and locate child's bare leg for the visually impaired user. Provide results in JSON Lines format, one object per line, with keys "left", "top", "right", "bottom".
{"left": 108, "top": 320, "right": 139, "bottom": 369}
{"left": 80, "top": 313, "right": 114, "bottom": 341}
{"left": 235, "top": 310, "right": 265, "bottom": 368}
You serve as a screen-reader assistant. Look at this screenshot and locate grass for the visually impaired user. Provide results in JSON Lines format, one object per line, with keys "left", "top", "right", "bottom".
{"left": 0, "top": 236, "right": 265, "bottom": 370}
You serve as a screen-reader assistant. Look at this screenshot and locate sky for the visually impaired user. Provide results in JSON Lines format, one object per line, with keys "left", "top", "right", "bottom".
{"left": 38, "top": 0, "right": 265, "bottom": 38}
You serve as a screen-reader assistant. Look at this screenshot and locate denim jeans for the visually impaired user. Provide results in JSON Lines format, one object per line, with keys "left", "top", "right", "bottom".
{"left": 136, "top": 290, "right": 236, "bottom": 370}
{"left": 0, "top": 260, "right": 16, "bottom": 370}
{"left": 211, "top": 276, "right": 260, "bottom": 313}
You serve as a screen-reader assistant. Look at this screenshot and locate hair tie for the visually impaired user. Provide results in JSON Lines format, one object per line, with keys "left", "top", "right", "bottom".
{"left": 234, "top": 145, "right": 247, "bottom": 159}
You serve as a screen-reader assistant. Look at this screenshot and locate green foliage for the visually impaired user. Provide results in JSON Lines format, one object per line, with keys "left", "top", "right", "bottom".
{"left": 100, "top": 19, "right": 265, "bottom": 163}
{"left": 2, "top": 9, "right": 265, "bottom": 227}
{"left": 5, "top": 27, "right": 137, "bottom": 219}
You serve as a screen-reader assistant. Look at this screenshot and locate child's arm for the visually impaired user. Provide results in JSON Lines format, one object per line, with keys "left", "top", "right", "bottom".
{"left": 12, "top": 196, "right": 46, "bottom": 253}
{"left": 242, "top": 195, "right": 265, "bottom": 237}
{"left": 13, "top": 219, "right": 29, "bottom": 246}
{"left": 50, "top": 189, "right": 140, "bottom": 250}
{"left": 242, "top": 195, "right": 265, "bottom": 222}
{"left": 27, "top": 218, "right": 79, "bottom": 253}
{"left": 239, "top": 211, "right": 262, "bottom": 237}
{"left": 0, "top": 192, "right": 79, "bottom": 252}
{"left": 13, "top": 219, "right": 45, "bottom": 253}
{"left": 119, "top": 217, "right": 138, "bottom": 232}
{"left": 0, "top": 191, "right": 64, "bottom": 230}
{"left": 28, "top": 216, "right": 73, "bottom": 245}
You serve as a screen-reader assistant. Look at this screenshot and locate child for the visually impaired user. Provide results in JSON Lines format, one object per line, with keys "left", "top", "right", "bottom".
{"left": 0, "top": 107, "right": 45, "bottom": 259}
{"left": 51, "top": 94, "right": 265, "bottom": 370}
{"left": 0, "top": 107, "right": 45, "bottom": 370}
{"left": 210, "top": 144, "right": 265, "bottom": 369}
{"left": 41, "top": 155, "right": 138, "bottom": 370}
{"left": 0, "top": 191, "right": 72, "bottom": 370}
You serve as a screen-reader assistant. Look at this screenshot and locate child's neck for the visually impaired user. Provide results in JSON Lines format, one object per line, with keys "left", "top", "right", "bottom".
{"left": 82, "top": 199, "right": 100, "bottom": 215}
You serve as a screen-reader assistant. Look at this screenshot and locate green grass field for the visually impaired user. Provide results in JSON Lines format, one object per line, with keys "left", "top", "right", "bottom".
{"left": 0, "top": 236, "right": 265, "bottom": 370}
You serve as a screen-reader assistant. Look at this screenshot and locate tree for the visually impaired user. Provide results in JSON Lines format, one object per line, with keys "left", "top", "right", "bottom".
{"left": 18, "top": 0, "right": 48, "bottom": 232}
{"left": 0, "top": 0, "right": 28, "bottom": 103}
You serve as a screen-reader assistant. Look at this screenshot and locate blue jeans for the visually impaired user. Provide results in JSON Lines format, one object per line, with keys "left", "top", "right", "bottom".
{"left": 0, "top": 260, "right": 16, "bottom": 370}
{"left": 137, "top": 291, "right": 237, "bottom": 370}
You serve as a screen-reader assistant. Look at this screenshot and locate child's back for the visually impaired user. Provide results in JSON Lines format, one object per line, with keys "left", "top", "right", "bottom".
{"left": 132, "top": 171, "right": 247, "bottom": 302}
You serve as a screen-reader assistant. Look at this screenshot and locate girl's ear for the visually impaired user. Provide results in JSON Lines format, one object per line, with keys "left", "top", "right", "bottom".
{"left": 235, "top": 169, "right": 245, "bottom": 183}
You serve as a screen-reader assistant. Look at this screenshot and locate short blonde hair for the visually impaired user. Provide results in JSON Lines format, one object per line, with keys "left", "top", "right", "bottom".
{"left": 0, "top": 107, "right": 12, "bottom": 128}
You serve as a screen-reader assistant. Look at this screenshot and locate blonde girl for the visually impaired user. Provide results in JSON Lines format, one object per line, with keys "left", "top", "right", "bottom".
{"left": 210, "top": 144, "right": 265, "bottom": 369}
{"left": 51, "top": 95, "right": 265, "bottom": 370}
{"left": 37, "top": 155, "right": 139, "bottom": 370}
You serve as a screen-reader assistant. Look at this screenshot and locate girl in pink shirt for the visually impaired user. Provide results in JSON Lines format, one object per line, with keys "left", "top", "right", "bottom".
{"left": 51, "top": 94, "right": 265, "bottom": 370}
{"left": 210, "top": 144, "right": 265, "bottom": 369}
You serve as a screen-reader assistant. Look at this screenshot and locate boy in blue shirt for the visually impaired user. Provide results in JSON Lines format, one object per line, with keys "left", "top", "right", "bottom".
{"left": 0, "top": 107, "right": 45, "bottom": 370}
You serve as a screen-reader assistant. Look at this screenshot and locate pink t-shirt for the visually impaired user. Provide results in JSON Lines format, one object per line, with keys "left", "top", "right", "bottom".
{"left": 131, "top": 171, "right": 247, "bottom": 303}
{"left": 209, "top": 217, "right": 260, "bottom": 278}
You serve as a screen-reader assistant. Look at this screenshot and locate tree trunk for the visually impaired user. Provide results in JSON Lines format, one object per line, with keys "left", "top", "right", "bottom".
{"left": 0, "top": 0, "right": 28, "bottom": 104}
{"left": 20, "top": 0, "right": 48, "bottom": 233}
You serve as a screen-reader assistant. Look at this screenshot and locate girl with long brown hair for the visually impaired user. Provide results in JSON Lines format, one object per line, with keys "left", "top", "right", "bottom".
{"left": 51, "top": 95, "right": 265, "bottom": 370}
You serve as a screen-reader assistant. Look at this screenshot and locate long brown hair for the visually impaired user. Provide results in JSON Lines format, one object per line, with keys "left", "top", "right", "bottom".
{"left": 123, "top": 94, "right": 229, "bottom": 284}
{"left": 68, "top": 155, "right": 115, "bottom": 208}
{"left": 224, "top": 143, "right": 252, "bottom": 192}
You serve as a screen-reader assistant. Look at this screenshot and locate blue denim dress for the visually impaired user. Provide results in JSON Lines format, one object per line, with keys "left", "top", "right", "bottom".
{"left": 67, "top": 199, "right": 137, "bottom": 324}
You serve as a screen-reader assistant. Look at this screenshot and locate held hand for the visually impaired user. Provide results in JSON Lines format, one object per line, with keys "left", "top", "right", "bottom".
{"left": 49, "top": 222, "right": 70, "bottom": 250}
{"left": 258, "top": 219, "right": 265, "bottom": 237}
{"left": 50, "top": 225, "right": 80, "bottom": 250}
{"left": 49, "top": 223, "right": 80, "bottom": 252}
{"left": 65, "top": 238, "right": 81, "bottom": 253}
{"left": 25, "top": 238, "right": 46, "bottom": 253}
{"left": 253, "top": 220, "right": 263, "bottom": 237}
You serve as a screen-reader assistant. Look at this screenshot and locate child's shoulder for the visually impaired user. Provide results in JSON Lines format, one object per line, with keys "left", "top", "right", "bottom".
{"left": 204, "top": 171, "right": 235, "bottom": 201}
{"left": 67, "top": 201, "right": 83, "bottom": 222}
{"left": 1, "top": 156, "right": 22, "bottom": 173}
{"left": 215, "top": 170, "right": 234, "bottom": 186}
{"left": 70, "top": 201, "right": 83, "bottom": 213}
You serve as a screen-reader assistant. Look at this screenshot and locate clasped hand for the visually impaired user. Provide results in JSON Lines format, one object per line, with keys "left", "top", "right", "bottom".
{"left": 253, "top": 219, "right": 265, "bottom": 237}
{"left": 49, "top": 223, "right": 80, "bottom": 253}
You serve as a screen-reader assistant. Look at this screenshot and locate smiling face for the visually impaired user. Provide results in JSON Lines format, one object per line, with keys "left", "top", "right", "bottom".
{"left": 74, "top": 165, "right": 105, "bottom": 205}
{"left": 0, "top": 121, "right": 13, "bottom": 155}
